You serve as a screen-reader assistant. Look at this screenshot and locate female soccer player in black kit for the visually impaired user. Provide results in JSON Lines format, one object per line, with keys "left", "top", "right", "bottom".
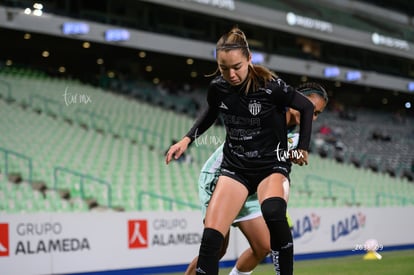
{"left": 165, "top": 27, "right": 314, "bottom": 275}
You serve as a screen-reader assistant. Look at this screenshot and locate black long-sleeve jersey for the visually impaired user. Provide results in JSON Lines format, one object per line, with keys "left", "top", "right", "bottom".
{"left": 186, "top": 75, "right": 314, "bottom": 172}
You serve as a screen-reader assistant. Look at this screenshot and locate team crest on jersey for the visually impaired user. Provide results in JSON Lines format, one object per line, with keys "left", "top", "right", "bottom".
{"left": 248, "top": 100, "right": 261, "bottom": 116}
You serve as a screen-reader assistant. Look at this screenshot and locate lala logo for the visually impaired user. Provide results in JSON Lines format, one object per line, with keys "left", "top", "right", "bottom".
{"left": 292, "top": 213, "right": 320, "bottom": 243}
{"left": 331, "top": 212, "right": 366, "bottom": 242}
{"left": 128, "top": 220, "right": 148, "bottom": 249}
{"left": 0, "top": 223, "right": 9, "bottom": 256}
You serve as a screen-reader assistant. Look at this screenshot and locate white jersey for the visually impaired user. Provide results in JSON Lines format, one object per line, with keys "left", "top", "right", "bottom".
{"left": 287, "top": 132, "right": 299, "bottom": 151}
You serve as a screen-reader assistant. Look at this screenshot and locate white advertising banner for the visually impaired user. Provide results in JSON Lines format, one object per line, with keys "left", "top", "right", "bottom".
{"left": 0, "top": 211, "right": 212, "bottom": 274}
{"left": 1, "top": 207, "right": 414, "bottom": 274}
{"left": 232, "top": 207, "right": 414, "bottom": 257}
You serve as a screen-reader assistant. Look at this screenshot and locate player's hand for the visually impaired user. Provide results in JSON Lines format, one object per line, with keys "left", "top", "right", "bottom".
{"left": 165, "top": 137, "right": 191, "bottom": 165}
{"left": 290, "top": 149, "right": 308, "bottom": 166}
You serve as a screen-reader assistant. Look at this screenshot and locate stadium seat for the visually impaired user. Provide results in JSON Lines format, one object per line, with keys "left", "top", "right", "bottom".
{"left": 0, "top": 73, "right": 413, "bottom": 213}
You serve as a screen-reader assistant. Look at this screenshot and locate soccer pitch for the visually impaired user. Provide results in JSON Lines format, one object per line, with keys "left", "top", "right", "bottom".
{"left": 164, "top": 249, "right": 414, "bottom": 275}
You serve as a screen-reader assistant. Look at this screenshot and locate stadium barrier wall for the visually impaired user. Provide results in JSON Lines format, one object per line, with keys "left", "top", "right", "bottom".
{"left": 1, "top": 207, "right": 414, "bottom": 274}
{"left": 233, "top": 206, "right": 414, "bottom": 262}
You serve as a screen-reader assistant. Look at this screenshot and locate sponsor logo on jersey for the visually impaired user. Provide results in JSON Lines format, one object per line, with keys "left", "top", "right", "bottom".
{"left": 219, "top": 102, "right": 229, "bottom": 110}
{"left": 259, "top": 87, "right": 272, "bottom": 94}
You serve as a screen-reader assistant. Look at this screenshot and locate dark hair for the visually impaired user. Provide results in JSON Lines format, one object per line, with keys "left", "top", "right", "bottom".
{"left": 214, "top": 27, "right": 276, "bottom": 95}
{"left": 296, "top": 82, "right": 329, "bottom": 104}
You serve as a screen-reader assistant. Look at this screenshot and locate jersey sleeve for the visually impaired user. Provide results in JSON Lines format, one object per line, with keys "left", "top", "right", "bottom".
{"left": 288, "top": 92, "right": 314, "bottom": 150}
{"left": 185, "top": 84, "right": 219, "bottom": 143}
{"left": 271, "top": 78, "right": 314, "bottom": 150}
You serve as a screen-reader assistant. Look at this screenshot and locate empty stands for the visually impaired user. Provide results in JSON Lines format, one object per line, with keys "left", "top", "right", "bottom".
{"left": 0, "top": 68, "right": 413, "bottom": 214}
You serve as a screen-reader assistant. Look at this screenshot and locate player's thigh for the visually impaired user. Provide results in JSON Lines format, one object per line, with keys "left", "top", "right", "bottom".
{"left": 204, "top": 175, "right": 248, "bottom": 235}
{"left": 238, "top": 216, "right": 270, "bottom": 254}
{"left": 257, "top": 173, "right": 290, "bottom": 203}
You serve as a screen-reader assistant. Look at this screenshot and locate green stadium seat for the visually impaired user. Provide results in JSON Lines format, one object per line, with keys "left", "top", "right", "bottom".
{"left": 0, "top": 73, "right": 413, "bottom": 213}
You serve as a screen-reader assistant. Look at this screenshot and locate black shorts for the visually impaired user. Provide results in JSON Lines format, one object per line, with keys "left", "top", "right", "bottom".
{"left": 220, "top": 163, "right": 291, "bottom": 196}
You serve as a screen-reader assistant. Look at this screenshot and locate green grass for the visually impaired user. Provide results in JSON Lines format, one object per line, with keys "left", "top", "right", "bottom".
{"left": 161, "top": 250, "right": 414, "bottom": 275}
